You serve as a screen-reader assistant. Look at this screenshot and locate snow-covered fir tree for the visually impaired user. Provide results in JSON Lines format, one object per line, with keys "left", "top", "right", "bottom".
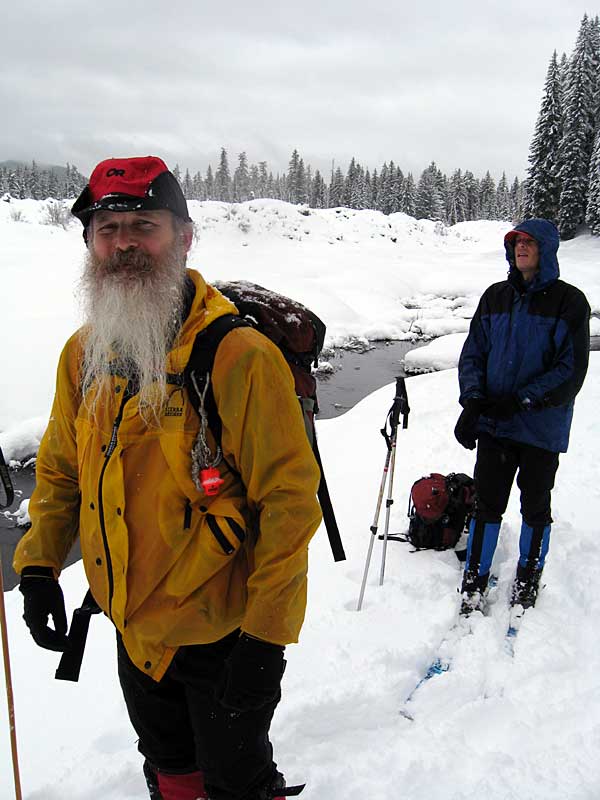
{"left": 400, "top": 173, "right": 416, "bottom": 216}
{"left": 558, "top": 14, "right": 598, "bottom": 239}
{"left": 586, "top": 129, "right": 600, "bottom": 233}
{"left": 233, "top": 152, "right": 250, "bottom": 202}
{"left": 524, "top": 51, "right": 563, "bottom": 223}
{"left": 496, "top": 172, "right": 511, "bottom": 221}
{"left": 214, "top": 148, "right": 231, "bottom": 202}
{"left": 416, "top": 163, "right": 444, "bottom": 221}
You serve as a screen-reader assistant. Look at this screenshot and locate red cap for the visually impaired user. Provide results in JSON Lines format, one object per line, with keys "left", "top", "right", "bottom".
{"left": 71, "top": 155, "right": 191, "bottom": 228}
{"left": 504, "top": 228, "right": 536, "bottom": 246}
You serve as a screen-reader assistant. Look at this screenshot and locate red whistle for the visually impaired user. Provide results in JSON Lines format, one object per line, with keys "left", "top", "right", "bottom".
{"left": 200, "top": 467, "right": 224, "bottom": 496}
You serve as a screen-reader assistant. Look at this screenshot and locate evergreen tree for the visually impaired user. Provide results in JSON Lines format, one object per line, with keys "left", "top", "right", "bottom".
{"left": 258, "top": 162, "right": 268, "bottom": 198}
{"left": 510, "top": 177, "right": 524, "bottom": 221}
{"left": 388, "top": 164, "right": 404, "bottom": 213}
{"left": 447, "top": 169, "right": 468, "bottom": 224}
{"left": 248, "top": 164, "right": 259, "bottom": 199}
{"left": 416, "top": 162, "right": 444, "bottom": 220}
{"left": 205, "top": 165, "right": 215, "bottom": 200}
{"left": 343, "top": 157, "right": 357, "bottom": 207}
{"left": 192, "top": 171, "right": 204, "bottom": 200}
{"left": 364, "top": 169, "right": 374, "bottom": 210}
{"left": 352, "top": 165, "right": 369, "bottom": 209}
{"left": 8, "top": 169, "right": 23, "bottom": 198}
{"left": 401, "top": 172, "right": 417, "bottom": 217}
{"left": 233, "top": 151, "right": 250, "bottom": 202}
{"left": 329, "top": 167, "right": 345, "bottom": 207}
{"left": 310, "top": 169, "right": 326, "bottom": 208}
{"left": 463, "top": 170, "right": 480, "bottom": 220}
{"left": 29, "top": 160, "right": 42, "bottom": 200}
{"left": 376, "top": 163, "right": 389, "bottom": 213}
{"left": 214, "top": 148, "right": 231, "bottom": 201}
{"left": 524, "top": 51, "right": 563, "bottom": 222}
{"left": 182, "top": 168, "right": 193, "bottom": 199}
{"left": 287, "top": 149, "right": 300, "bottom": 203}
{"left": 479, "top": 171, "right": 497, "bottom": 219}
{"left": 558, "top": 14, "right": 598, "bottom": 238}
{"left": 585, "top": 129, "right": 600, "bottom": 233}
{"left": 496, "top": 172, "right": 511, "bottom": 220}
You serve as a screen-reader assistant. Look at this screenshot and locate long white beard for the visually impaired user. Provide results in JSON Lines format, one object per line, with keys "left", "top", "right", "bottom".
{"left": 79, "top": 243, "right": 188, "bottom": 425}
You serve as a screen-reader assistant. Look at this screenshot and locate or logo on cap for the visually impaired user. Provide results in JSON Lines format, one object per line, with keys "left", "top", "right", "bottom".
{"left": 106, "top": 168, "right": 125, "bottom": 177}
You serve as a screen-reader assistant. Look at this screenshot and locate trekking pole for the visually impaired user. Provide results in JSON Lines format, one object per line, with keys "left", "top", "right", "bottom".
{"left": 0, "top": 554, "right": 23, "bottom": 800}
{"left": 0, "top": 450, "right": 22, "bottom": 799}
{"left": 0, "top": 446, "right": 15, "bottom": 511}
{"left": 357, "top": 377, "right": 410, "bottom": 610}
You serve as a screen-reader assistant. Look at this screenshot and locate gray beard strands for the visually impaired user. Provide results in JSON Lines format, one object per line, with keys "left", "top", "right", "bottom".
{"left": 79, "top": 244, "right": 188, "bottom": 425}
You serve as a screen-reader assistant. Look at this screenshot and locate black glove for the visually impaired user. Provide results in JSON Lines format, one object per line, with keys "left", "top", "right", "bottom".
{"left": 19, "top": 566, "right": 68, "bottom": 652}
{"left": 454, "top": 398, "right": 487, "bottom": 450}
{"left": 218, "top": 633, "right": 286, "bottom": 712}
{"left": 485, "top": 395, "right": 522, "bottom": 420}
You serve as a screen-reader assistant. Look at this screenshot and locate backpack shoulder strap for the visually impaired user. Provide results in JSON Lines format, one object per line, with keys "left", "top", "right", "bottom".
{"left": 310, "top": 427, "right": 346, "bottom": 562}
{"left": 184, "top": 314, "right": 251, "bottom": 446}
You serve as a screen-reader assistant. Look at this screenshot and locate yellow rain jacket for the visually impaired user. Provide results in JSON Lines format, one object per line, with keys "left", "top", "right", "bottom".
{"left": 14, "top": 269, "right": 322, "bottom": 680}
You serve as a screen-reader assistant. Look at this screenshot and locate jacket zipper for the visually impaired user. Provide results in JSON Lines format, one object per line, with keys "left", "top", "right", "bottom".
{"left": 98, "top": 387, "right": 130, "bottom": 621}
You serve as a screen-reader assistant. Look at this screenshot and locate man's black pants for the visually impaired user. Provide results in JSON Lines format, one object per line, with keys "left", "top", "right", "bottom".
{"left": 117, "top": 630, "right": 280, "bottom": 800}
{"left": 474, "top": 433, "right": 559, "bottom": 525}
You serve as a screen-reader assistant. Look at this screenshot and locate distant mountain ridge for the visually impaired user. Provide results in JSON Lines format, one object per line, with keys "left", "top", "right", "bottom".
{"left": 0, "top": 160, "right": 81, "bottom": 178}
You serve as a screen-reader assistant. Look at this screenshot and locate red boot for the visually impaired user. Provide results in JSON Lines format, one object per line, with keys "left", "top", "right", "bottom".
{"left": 156, "top": 770, "right": 208, "bottom": 800}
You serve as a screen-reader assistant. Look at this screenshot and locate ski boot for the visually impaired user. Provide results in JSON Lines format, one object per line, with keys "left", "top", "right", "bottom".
{"left": 510, "top": 564, "right": 543, "bottom": 609}
{"left": 459, "top": 570, "right": 490, "bottom": 615}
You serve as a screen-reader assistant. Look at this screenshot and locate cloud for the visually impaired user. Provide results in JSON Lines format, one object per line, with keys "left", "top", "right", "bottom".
{"left": 1, "top": 0, "right": 591, "bottom": 181}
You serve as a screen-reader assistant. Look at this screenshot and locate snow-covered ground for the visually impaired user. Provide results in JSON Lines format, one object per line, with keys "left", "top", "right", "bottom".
{"left": 1, "top": 199, "right": 600, "bottom": 799}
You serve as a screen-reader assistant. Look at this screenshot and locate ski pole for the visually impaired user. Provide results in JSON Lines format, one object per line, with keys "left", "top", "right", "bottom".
{"left": 378, "top": 426, "right": 398, "bottom": 585}
{"left": 0, "top": 550, "right": 23, "bottom": 800}
{"left": 0, "top": 446, "right": 15, "bottom": 511}
{"left": 379, "top": 377, "right": 410, "bottom": 585}
{"left": 356, "top": 442, "right": 392, "bottom": 611}
{"left": 357, "top": 377, "right": 410, "bottom": 610}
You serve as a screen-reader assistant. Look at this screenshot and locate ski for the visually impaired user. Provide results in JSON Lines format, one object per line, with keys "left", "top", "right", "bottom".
{"left": 400, "top": 576, "right": 499, "bottom": 720}
{"left": 504, "top": 603, "right": 526, "bottom": 656}
{"left": 399, "top": 613, "right": 477, "bottom": 720}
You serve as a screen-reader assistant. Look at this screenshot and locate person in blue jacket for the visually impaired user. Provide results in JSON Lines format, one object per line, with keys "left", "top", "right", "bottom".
{"left": 454, "top": 218, "right": 590, "bottom": 613}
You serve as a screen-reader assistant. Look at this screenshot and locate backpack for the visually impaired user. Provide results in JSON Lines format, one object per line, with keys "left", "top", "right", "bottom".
{"left": 185, "top": 280, "right": 346, "bottom": 563}
{"left": 406, "top": 472, "right": 475, "bottom": 552}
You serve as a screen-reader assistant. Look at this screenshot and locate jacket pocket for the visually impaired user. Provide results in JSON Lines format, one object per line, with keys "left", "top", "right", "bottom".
{"left": 206, "top": 514, "right": 246, "bottom": 555}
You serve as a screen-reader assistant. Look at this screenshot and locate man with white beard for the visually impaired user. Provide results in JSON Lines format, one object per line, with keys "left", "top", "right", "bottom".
{"left": 14, "top": 156, "right": 322, "bottom": 800}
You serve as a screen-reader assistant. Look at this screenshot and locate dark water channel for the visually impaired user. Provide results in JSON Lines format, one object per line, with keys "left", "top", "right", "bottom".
{"left": 2, "top": 336, "right": 599, "bottom": 590}
{"left": 316, "top": 339, "right": 422, "bottom": 419}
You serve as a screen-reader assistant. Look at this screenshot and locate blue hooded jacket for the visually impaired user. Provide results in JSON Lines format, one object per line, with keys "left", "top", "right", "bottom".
{"left": 458, "top": 218, "right": 590, "bottom": 452}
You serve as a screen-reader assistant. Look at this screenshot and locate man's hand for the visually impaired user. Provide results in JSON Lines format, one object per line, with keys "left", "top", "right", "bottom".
{"left": 218, "top": 633, "right": 285, "bottom": 712}
{"left": 454, "top": 398, "right": 488, "bottom": 450}
{"left": 485, "top": 395, "right": 522, "bottom": 420}
{"left": 19, "top": 566, "right": 68, "bottom": 652}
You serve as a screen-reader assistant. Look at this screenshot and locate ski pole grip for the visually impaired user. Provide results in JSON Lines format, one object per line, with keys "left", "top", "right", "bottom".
{"left": 394, "top": 377, "right": 410, "bottom": 429}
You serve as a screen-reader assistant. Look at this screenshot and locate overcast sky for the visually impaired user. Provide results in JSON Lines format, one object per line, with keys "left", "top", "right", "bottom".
{"left": 2, "top": 1, "right": 595, "bottom": 182}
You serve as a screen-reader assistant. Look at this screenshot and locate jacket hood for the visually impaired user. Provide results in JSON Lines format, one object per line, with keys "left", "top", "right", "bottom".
{"left": 504, "top": 218, "right": 560, "bottom": 291}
